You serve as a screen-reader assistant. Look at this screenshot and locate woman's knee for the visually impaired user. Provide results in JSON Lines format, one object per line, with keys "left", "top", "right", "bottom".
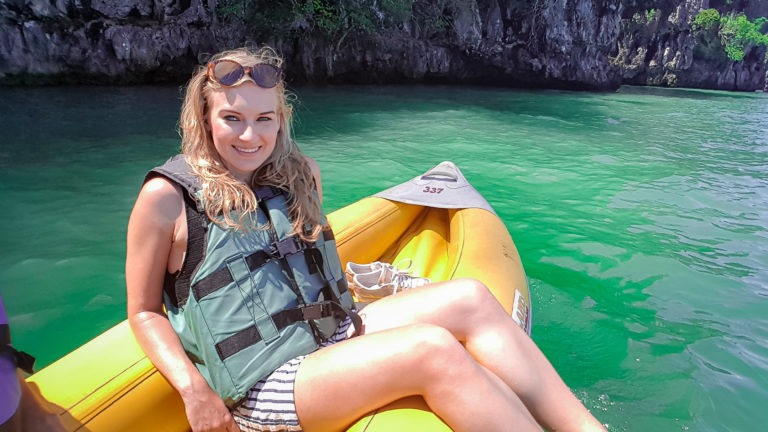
{"left": 444, "top": 278, "right": 498, "bottom": 314}
{"left": 401, "top": 324, "right": 476, "bottom": 380}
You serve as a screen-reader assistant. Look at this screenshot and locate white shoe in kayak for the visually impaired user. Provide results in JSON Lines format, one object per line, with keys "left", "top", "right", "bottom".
{"left": 345, "top": 258, "right": 416, "bottom": 283}
{"left": 350, "top": 263, "right": 431, "bottom": 302}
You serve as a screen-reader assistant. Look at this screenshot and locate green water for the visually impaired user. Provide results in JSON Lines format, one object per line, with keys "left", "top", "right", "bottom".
{"left": 1, "top": 84, "right": 766, "bottom": 431}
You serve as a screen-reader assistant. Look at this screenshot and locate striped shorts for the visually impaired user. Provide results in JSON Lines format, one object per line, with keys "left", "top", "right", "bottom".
{"left": 231, "top": 316, "right": 352, "bottom": 432}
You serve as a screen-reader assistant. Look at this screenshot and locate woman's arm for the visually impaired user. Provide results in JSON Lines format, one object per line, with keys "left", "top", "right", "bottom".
{"left": 126, "top": 177, "right": 238, "bottom": 432}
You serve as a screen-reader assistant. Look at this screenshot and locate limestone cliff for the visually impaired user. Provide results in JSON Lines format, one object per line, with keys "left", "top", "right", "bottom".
{"left": 613, "top": 0, "right": 768, "bottom": 91}
{"left": 0, "top": 0, "right": 765, "bottom": 91}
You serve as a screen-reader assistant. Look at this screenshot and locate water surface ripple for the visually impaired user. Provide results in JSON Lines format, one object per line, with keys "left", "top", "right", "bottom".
{"left": 0, "top": 85, "right": 766, "bottom": 432}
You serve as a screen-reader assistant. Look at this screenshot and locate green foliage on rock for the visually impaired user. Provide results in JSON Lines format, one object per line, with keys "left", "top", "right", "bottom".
{"left": 214, "top": 0, "right": 488, "bottom": 46}
{"left": 719, "top": 14, "right": 768, "bottom": 61}
{"left": 215, "top": 0, "right": 419, "bottom": 41}
{"left": 692, "top": 9, "right": 768, "bottom": 61}
{"left": 692, "top": 8, "right": 721, "bottom": 31}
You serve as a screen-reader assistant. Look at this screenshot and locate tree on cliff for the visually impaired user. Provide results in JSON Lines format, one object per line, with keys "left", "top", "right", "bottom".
{"left": 693, "top": 8, "right": 768, "bottom": 61}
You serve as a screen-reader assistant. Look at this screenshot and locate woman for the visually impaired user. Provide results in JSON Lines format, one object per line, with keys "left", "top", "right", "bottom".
{"left": 126, "top": 46, "right": 606, "bottom": 432}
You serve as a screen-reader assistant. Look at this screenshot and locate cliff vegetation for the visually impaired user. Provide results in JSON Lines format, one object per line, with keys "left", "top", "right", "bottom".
{"left": 0, "top": 0, "right": 766, "bottom": 91}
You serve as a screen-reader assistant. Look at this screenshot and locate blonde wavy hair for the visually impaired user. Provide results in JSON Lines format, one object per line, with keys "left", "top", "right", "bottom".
{"left": 179, "top": 46, "right": 324, "bottom": 241}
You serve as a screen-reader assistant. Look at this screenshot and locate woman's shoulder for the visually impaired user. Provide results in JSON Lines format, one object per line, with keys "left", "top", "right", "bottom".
{"left": 302, "top": 155, "right": 321, "bottom": 182}
{"left": 302, "top": 155, "right": 323, "bottom": 202}
{"left": 302, "top": 155, "right": 320, "bottom": 174}
{"left": 143, "top": 176, "right": 183, "bottom": 196}
{"left": 135, "top": 177, "right": 185, "bottom": 224}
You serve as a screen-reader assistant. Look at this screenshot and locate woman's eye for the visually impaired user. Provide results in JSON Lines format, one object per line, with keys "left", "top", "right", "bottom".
{"left": 224, "top": 115, "right": 239, "bottom": 121}
{"left": 257, "top": 116, "right": 272, "bottom": 122}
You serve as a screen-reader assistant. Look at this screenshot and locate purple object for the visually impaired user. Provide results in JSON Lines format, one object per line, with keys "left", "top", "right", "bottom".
{"left": 0, "top": 292, "right": 21, "bottom": 425}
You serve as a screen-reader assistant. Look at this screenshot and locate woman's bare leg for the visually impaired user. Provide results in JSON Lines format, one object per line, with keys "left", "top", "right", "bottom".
{"left": 294, "top": 323, "right": 541, "bottom": 432}
{"left": 355, "top": 278, "right": 606, "bottom": 432}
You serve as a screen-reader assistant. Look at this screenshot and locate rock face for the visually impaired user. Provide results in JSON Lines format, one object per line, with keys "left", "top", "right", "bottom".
{"left": 0, "top": 0, "right": 241, "bottom": 84}
{"left": 0, "top": 0, "right": 765, "bottom": 91}
{"left": 613, "top": 0, "right": 767, "bottom": 91}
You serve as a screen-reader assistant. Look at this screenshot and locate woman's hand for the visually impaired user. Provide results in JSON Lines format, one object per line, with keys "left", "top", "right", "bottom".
{"left": 181, "top": 384, "right": 241, "bottom": 432}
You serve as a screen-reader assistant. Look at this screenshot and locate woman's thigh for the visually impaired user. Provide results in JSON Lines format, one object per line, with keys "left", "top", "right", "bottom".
{"left": 354, "top": 278, "right": 507, "bottom": 340}
{"left": 294, "top": 323, "right": 464, "bottom": 431}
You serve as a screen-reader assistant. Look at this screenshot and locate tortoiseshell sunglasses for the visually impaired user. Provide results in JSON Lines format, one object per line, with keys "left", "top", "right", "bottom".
{"left": 207, "top": 60, "right": 281, "bottom": 88}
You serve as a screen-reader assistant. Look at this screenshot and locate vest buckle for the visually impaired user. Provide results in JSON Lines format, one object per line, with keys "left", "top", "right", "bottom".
{"left": 274, "top": 237, "right": 306, "bottom": 258}
{"left": 301, "top": 303, "right": 326, "bottom": 321}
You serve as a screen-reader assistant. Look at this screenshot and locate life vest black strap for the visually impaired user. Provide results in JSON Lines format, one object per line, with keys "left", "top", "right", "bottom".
{"left": 192, "top": 250, "right": 273, "bottom": 301}
{"left": 8, "top": 347, "right": 35, "bottom": 374}
{"left": 186, "top": 183, "right": 337, "bottom": 304}
{"left": 191, "top": 233, "right": 322, "bottom": 302}
{"left": 214, "top": 301, "right": 344, "bottom": 361}
{"left": 147, "top": 155, "right": 209, "bottom": 308}
{"left": 170, "top": 198, "right": 209, "bottom": 307}
{"left": 347, "top": 309, "right": 363, "bottom": 337}
{"left": 0, "top": 323, "right": 9, "bottom": 346}
{"left": 253, "top": 186, "right": 284, "bottom": 201}
{"left": 336, "top": 279, "right": 349, "bottom": 298}
{"left": 1, "top": 324, "right": 35, "bottom": 374}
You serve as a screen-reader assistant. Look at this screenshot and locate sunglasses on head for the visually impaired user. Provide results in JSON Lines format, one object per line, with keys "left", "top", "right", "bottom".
{"left": 207, "top": 59, "right": 282, "bottom": 88}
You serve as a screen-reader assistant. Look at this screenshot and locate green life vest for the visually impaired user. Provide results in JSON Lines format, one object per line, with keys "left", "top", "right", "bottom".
{"left": 146, "top": 155, "right": 358, "bottom": 406}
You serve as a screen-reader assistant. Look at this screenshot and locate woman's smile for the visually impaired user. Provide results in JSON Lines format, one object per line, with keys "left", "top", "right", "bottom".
{"left": 234, "top": 145, "right": 262, "bottom": 154}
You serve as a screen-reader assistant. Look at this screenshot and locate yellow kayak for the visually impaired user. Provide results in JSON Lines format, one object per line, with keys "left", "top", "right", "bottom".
{"left": 26, "top": 161, "right": 531, "bottom": 431}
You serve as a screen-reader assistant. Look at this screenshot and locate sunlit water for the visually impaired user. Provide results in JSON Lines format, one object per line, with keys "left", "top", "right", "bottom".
{"left": 1, "top": 84, "right": 766, "bottom": 432}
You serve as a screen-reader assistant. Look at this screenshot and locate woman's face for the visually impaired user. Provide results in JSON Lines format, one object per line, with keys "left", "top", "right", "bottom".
{"left": 206, "top": 82, "right": 281, "bottom": 182}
